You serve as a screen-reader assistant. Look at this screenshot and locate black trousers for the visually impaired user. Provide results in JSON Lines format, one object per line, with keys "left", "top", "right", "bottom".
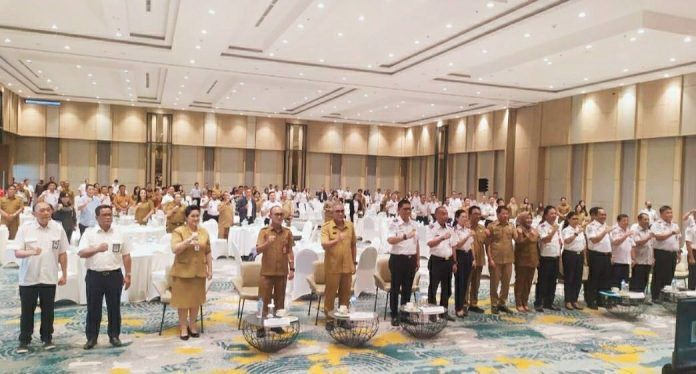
{"left": 562, "top": 251, "right": 583, "bottom": 303}
{"left": 86, "top": 269, "right": 124, "bottom": 340}
{"left": 346, "top": 199, "right": 355, "bottom": 222}
{"left": 79, "top": 224, "right": 91, "bottom": 236}
{"left": 19, "top": 284, "right": 56, "bottom": 344}
{"left": 203, "top": 212, "right": 218, "bottom": 222}
{"left": 416, "top": 216, "right": 429, "bottom": 225}
{"left": 428, "top": 256, "right": 453, "bottom": 309}
{"left": 586, "top": 251, "right": 611, "bottom": 306}
{"left": 534, "top": 256, "right": 559, "bottom": 308}
{"left": 610, "top": 263, "right": 630, "bottom": 289}
{"left": 454, "top": 250, "right": 474, "bottom": 312}
{"left": 651, "top": 249, "right": 677, "bottom": 301}
{"left": 689, "top": 263, "right": 696, "bottom": 291}
{"left": 630, "top": 264, "right": 652, "bottom": 292}
{"left": 388, "top": 254, "right": 417, "bottom": 318}
{"left": 192, "top": 197, "right": 201, "bottom": 206}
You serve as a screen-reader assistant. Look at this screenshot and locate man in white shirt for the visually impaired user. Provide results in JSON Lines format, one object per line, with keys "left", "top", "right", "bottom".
{"left": 585, "top": 206, "right": 613, "bottom": 309}
{"left": 630, "top": 213, "right": 654, "bottom": 293}
{"left": 386, "top": 199, "right": 420, "bottom": 326}
{"left": 14, "top": 202, "right": 69, "bottom": 354}
{"left": 190, "top": 182, "right": 202, "bottom": 206}
{"left": 650, "top": 205, "right": 681, "bottom": 302}
{"left": 385, "top": 193, "right": 399, "bottom": 217}
{"left": 38, "top": 181, "right": 60, "bottom": 209}
{"left": 534, "top": 206, "right": 563, "bottom": 312}
{"left": 639, "top": 201, "right": 659, "bottom": 225}
{"left": 202, "top": 190, "right": 221, "bottom": 222}
{"left": 426, "top": 206, "right": 456, "bottom": 321}
{"left": 78, "top": 205, "right": 132, "bottom": 350}
{"left": 261, "top": 191, "right": 281, "bottom": 225}
{"left": 237, "top": 189, "right": 256, "bottom": 225}
{"left": 609, "top": 214, "right": 633, "bottom": 289}
{"left": 78, "top": 178, "right": 88, "bottom": 197}
{"left": 161, "top": 186, "right": 176, "bottom": 206}
{"left": 415, "top": 195, "right": 430, "bottom": 225}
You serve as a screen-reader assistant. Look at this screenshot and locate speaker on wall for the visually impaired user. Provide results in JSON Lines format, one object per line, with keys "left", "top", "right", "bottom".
{"left": 478, "top": 178, "right": 489, "bottom": 193}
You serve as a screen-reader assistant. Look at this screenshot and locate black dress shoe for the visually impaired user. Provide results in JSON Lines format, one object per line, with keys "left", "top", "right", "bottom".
{"left": 83, "top": 338, "right": 97, "bottom": 350}
{"left": 445, "top": 314, "right": 456, "bottom": 321}
{"left": 545, "top": 305, "right": 561, "bottom": 311}
{"left": 491, "top": 307, "right": 499, "bottom": 315}
{"left": 498, "top": 306, "right": 513, "bottom": 314}
{"left": 587, "top": 303, "right": 598, "bottom": 310}
{"left": 109, "top": 337, "right": 122, "bottom": 347}
{"left": 325, "top": 321, "right": 335, "bottom": 332}
{"left": 534, "top": 306, "right": 544, "bottom": 313}
{"left": 468, "top": 306, "right": 485, "bottom": 313}
{"left": 187, "top": 327, "right": 200, "bottom": 338}
{"left": 390, "top": 319, "right": 400, "bottom": 327}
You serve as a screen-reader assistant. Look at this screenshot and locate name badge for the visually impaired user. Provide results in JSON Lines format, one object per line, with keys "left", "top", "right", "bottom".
{"left": 112, "top": 243, "right": 122, "bottom": 253}
{"left": 52, "top": 240, "right": 60, "bottom": 251}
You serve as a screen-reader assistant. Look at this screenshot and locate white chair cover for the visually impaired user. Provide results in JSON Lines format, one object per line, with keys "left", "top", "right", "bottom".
{"left": 228, "top": 240, "right": 243, "bottom": 272}
{"left": 255, "top": 253, "right": 263, "bottom": 262}
{"left": 56, "top": 252, "right": 83, "bottom": 303}
{"left": 362, "top": 216, "right": 378, "bottom": 244}
{"left": 292, "top": 248, "right": 319, "bottom": 300}
{"left": 201, "top": 220, "right": 227, "bottom": 259}
{"left": 353, "top": 246, "right": 378, "bottom": 296}
{"left": 0, "top": 226, "right": 14, "bottom": 267}
{"left": 301, "top": 220, "right": 314, "bottom": 243}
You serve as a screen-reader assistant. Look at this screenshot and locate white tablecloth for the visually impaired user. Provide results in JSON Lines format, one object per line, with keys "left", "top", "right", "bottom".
{"left": 112, "top": 224, "right": 166, "bottom": 246}
{"left": 228, "top": 224, "right": 302, "bottom": 257}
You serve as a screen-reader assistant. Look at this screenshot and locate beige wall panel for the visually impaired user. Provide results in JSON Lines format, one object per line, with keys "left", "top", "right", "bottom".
{"left": 540, "top": 97, "right": 571, "bottom": 146}
{"left": 377, "top": 157, "right": 401, "bottom": 191}
{"left": 18, "top": 102, "right": 46, "bottom": 137}
{"left": 543, "top": 146, "right": 571, "bottom": 203}
{"left": 111, "top": 142, "right": 145, "bottom": 187}
{"left": 636, "top": 77, "right": 682, "bottom": 139}
{"left": 2, "top": 89, "right": 19, "bottom": 133}
{"left": 616, "top": 85, "right": 637, "bottom": 140}
{"left": 477, "top": 151, "right": 495, "bottom": 192}
{"left": 112, "top": 106, "right": 146, "bottom": 143}
{"left": 449, "top": 118, "right": 468, "bottom": 153}
{"left": 681, "top": 74, "right": 696, "bottom": 135}
{"left": 472, "top": 113, "right": 494, "bottom": 151}
{"left": 587, "top": 142, "right": 618, "bottom": 219}
{"left": 306, "top": 152, "right": 331, "bottom": 190}
{"left": 342, "top": 154, "right": 366, "bottom": 188}
{"left": 418, "top": 124, "right": 436, "bottom": 156}
{"left": 450, "top": 153, "right": 469, "bottom": 194}
{"left": 638, "top": 137, "right": 678, "bottom": 210}
{"left": 254, "top": 150, "right": 283, "bottom": 187}
{"left": 172, "top": 111, "right": 205, "bottom": 145}
{"left": 307, "top": 122, "right": 343, "bottom": 153}
{"left": 403, "top": 127, "right": 416, "bottom": 157}
{"left": 570, "top": 89, "right": 619, "bottom": 144}
{"left": 255, "top": 117, "right": 285, "bottom": 150}
{"left": 216, "top": 114, "right": 247, "bottom": 148}
{"left": 377, "top": 126, "right": 404, "bottom": 157}
{"left": 492, "top": 110, "right": 508, "bottom": 150}
{"left": 59, "top": 102, "right": 97, "bottom": 140}
{"left": 13, "top": 137, "right": 44, "bottom": 183}
{"left": 61, "top": 139, "right": 95, "bottom": 188}
{"left": 343, "top": 124, "right": 369, "bottom": 155}
{"left": 217, "top": 148, "right": 245, "bottom": 187}
{"left": 171, "top": 145, "right": 204, "bottom": 191}
{"left": 494, "top": 150, "right": 506, "bottom": 197}
{"left": 513, "top": 105, "right": 542, "bottom": 202}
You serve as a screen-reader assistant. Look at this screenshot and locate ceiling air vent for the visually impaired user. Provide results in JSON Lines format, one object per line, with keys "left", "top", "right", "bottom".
{"left": 145, "top": 0, "right": 151, "bottom": 12}
{"left": 145, "top": 72, "right": 150, "bottom": 88}
{"left": 206, "top": 80, "right": 218, "bottom": 95}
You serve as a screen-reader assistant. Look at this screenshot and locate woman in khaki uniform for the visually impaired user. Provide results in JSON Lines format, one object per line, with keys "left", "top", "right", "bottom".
{"left": 134, "top": 189, "right": 155, "bottom": 225}
{"left": 218, "top": 192, "right": 234, "bottom": 240}
{"left": 165, "top": 193, "right": 186, "bottom": 233}
{"left": 170, "top": 205, "right": 212, "bottom": 340}
{"left": 507, "top": 197, "right": 519, "bottom": 218}
{"left": 514, "top": 212, "right": 539, "bottom": 312}
{"left": 0, "top": 185, "right": 24, "bottom": 239}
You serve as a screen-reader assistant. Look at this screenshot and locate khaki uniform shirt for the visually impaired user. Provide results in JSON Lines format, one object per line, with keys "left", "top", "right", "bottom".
{"left": 471, "top": 224, "right": 488, "bottom": 267}
{"left": 257, "top": 226, "right": 294, "bottom": 276}
{"left": 135, "top": 200, "right": 154, "bottom": 225}
{"left": 515, "top": 227, "right": 539, "bottom": 268}
{"left": 0, "top": 196, "right": 23, "bottom": 224}
{"left": 321, "top": 220, "right": 356, "bottom": 274}
{"left": 488, "top": 220, "right": 515, "bottom": 264}
{"left": 165, "top": 202, "right": 186, "bottom": 233}
{"left": 114, "top": 194, "right": 132, "bottom": 212}
{"left": 170, "top": 226, "right": 210, "bottom": 278}
{"left": 218, "top": 202, "right": 234, "bottom": 228}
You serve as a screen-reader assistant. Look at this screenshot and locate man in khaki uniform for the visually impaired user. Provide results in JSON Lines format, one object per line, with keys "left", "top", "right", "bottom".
{"left": 465, "top": 205, "right": 489, "bottom": 313}
{"left": 165, "top": 193, "right": 186, "bottom": 233}
{"left": 321, "top": 203, "right": 356, "bottom": 327}
{"left": 218, "top": 192, "right": 235, "bottom": 240}
{"left": 256, "top": 206, "right": 295, "bottom": 317}
{"left": 486, "top": 205, "right": 517, "bottom": 314}
{"left": 113, "top": 185, "right": 132, "bottom": 216}
{"left": 0, "top": 185, "right": 24, "bottom": 239}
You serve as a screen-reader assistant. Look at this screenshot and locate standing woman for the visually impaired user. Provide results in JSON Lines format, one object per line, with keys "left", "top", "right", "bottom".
{"left": 134, "top": 189, "right": 155, "bottom": 225}
{"left": 513, "top": 212, "right": 539, "bottom": 312}
{"left": 507, "top": 197, "right": 519, "bottom": 219}
{"left": 561, "top": 212, "right": 586, "bottom": 310}
{"left": 452, "top": 209, "right": 474, "bottom": 317}
{"left": 520, "top": 197, "right": 532, "bottom": 214}
{"left": 170, "top": 206, "right": 212, "bottom": 340}
{"left": 132, "top": 186, "right": 141, "bottom": 204}
{"left": 534, "top": 206, "right": 562, "bottom": 312}
{"left": 218, "top": 192, "right": 234, "bottom": 240}
{"left": 52, "top": 191, "right": 77, "bottom": 242}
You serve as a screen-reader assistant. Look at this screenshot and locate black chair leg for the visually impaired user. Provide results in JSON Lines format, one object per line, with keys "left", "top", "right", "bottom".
{"left": 159, "top": 303, "right": 167, "bottom": 336}
{"left": 384, "top": 290, "right": 389, "bottom": 320}
{"left": 374, "top": 287, "right": 378, "bottom": 311}
{"left": 308, "top": 293, "right": 313, "bottom": 316}
{"left": 236, "top": 296, "right": 242, "bottom": 319}
{"left": 200, "top": 305, "right": 204, "bottom": 333}
{"left": 238, "top": 299, "right": 245, "bottom": 329}
{"left": 315, "top": 295, "right": 322, "bottom": 325}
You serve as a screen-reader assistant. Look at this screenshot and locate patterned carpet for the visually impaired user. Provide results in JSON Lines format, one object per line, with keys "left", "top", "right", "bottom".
{"left": 0, "top": 258, "right": 676, "bottom": 373}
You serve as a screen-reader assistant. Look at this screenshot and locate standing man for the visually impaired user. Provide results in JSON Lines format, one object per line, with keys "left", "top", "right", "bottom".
{"left": 190, "top": 182, "right": 202, "bottom": 207}
{"left": 426, "top": 206, "right": 456, "bottom": 321}
{"left": 256, "top": 206, "right": 295, "bottom": 318}
{"left": 38, "top": 181, "right": 60, "bottom": 209}
{"left": 1, "top": 184, "right": 24, "bottom": 239}
{"left": 113, "top": 185, "right": 132, "bottom": 216}
{"left": 14, "top": 202, "right": 69, "bottom": 353}
{"left": 77, "top": 185, "right": 101, "bottom": 236}
{"left": 486, "top": 206, "right": 517, "bottom": 314}
{"left": 651, "top": 206, "right": 681, "bottom": 302}
{"left": 78, "top": 205, "right": 132, "bottom": 349}
{"left": 236, "top": 189, "right": 257, "bottom": 225}
{"left": 585, "top": 207, "right": 612, "bottom": 309}
{"left": 629, "top": 213, "right": 654, "bottom": 293}
{"left": 534, "top": 206, "right": 562, "bottom": 312}
{"left": 610, "top": 214, "right": 633, "bottom": 288}
{"left": 386, "top": 199, "right": 420, "bottom": 326}
{"left": 321, "top": 203, "right": 357, "bottom": 329}
{"left": 261, "top": 191, "right": 281, "bottom": 225}
{"left": 640, "top": 201, "right": 659, "bottom": 225}
{"left": 465, "top": 206, "right": 488, "bottom": 314}
{"left": 164, "top": 193, "right": 186, "bottom": 234}
{"left": 385, "top": 193, "right": 399, "bottom": 218}
{"left": 316, "top": 186, "right": 328, "bottom": 203}
{"left": 415, "top": 194, "right": 430, "bottom": 225}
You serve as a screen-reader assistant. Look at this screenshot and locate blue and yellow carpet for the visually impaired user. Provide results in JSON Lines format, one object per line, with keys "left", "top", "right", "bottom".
{"left": 0, "top": 260, "right": 676, "bottom": 373}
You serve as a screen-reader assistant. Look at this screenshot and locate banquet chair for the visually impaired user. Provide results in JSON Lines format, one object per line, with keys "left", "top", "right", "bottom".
{"left": 155, "top": 266, "right": 205, "bottom": 335}
{"left": 300, "top": 221, "right": 314, "bottom": 243}
{"left": 292, "top": 248, "right": 319, "bottom": 300}
{"left": 674, "top": 250, "right": 689, "bottom": 288}
{"left": 353, "top": 247, "right": 378, "bottom": 297}
{"left": 201, "top": 219, "right": 228, "bottom": 259}
{"left": 55, "top": 252, "right": 80, "bottom": 303}
{"left": 361, "top": 216, "right": 378, "bottom": 244}
{"left": 306, "top": 261, "right": 326, "bottom": 325}
{"left": 228, "top": 241, "right": 243, "bottom": 272}
{"left": 231, "top": 262, "right": 261, "bottom": 329}
{"left": 158, "top": 233, "right": 172, "bottom": 247}
{"left": 373, "top": 256, "right": 421, "bottom": 319}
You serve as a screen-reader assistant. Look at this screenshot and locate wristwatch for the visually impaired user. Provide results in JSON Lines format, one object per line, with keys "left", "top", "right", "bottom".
{"left": 289, "top": 267, "right": 295, "bottom": 271}
{"left": 402, "top": 234, "right": 407, "bottom": 240}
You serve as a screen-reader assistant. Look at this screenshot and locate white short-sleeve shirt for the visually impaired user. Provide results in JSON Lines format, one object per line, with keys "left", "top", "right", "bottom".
{"left": 427, "top": 223, "right": 454, "bottom": 259}
{"left": 387, "top": 217, "right": 418, "bottom": 255}
{"left": 651, "top": 219, "right": 680, "bottom": 251}
{"left": 562, "top": 226, "right": 585, "bottom": 253}
{"left": 538, "top": 221, "right": 562, "bottom": 257}
{"left": 78, "top": 226, "right": 130, "bottom": 271}
{"left": 452, "top": 225, "right": 473, "bottom": 252}
{"left": 15, "top": 220, "right": 69, "bottom": 286}
{"left": 585, "top": 220, "right": 611, "bottom": 253}
{"left": 610, "top": 225, "right": 633, "bottom": 264}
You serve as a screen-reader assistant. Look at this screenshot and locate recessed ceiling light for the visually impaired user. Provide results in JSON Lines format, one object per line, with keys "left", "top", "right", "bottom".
{"left": 685, "top": 36, "right": 692, "bottom": 43}
{"left": 64, "top": 45, "right": 70, "bottom": 50}
{"left": 125, "top": 79, "right": 130, "bottom": 83}
{"left": 3, "top": 38, "right": 10, "bottom": 43}
{"left": 76, "top": 64, "right": 81, "bottom": 69}
{"left": 18, "top": 89, "right": 22, "bottom": 93}
{"left": 231, "top": 89, "right": 236, "bottom": 93}
{"left": 239, "top": 82, "right": 245, "bottom": 85}
{"left": 184, "top": 75, "right": 189, "bottom": 79}
{"left": 358, "top": 15, "right": 365, "bottom": 21}
{"left": 282, "top": 39, "right": 289, "bottom": 44}
{"left": 189, "top": 59, "right": 195, "bottom": 64}
{"left": 585, "top": 44, "right": 592, "bottom": 49}
{"left": 581, "top": 90, "right": 586, "bottom": 94}
{"left": 299, "top": 72, "right": 304, "bottom": 76}
{"left": 7, "top": 83, "right": 12, "bottom": 86}
{"left": 486, "top": 1, "right": 495, "bottom": 8}
{"left": 317, "top": 3, "right": 324, "bottom": 8}
{"left": 442, "top": 87, "right": 447, "bottom": 91}
{"left": 297, "top": 24, "right": 304, "bottom": 29}
{"left": 363, "top": 93, "right": 369, "bottom": 97}
{"left": 367, "top": 64, "right": 372, "bottom": 68}
{"left": 547, "top": 61, "right": 553, "bottom": 65}
{"left": 25, "top": 59, "right": 31, "bottom": 63}
{"left": 225, "top": 96, "right": 229, "bottom": 99}
{"left": 252, "top": 97, "right": 256, "bottom": 101}
{"left": 549, "top": 85, "right": 554, "bottom": 89}
{"left": 201, "top": 29, "right": 207, "bottom": 34}
{"left": 670, "top": 57, "right": 676, "bottom": 62}
{"left": 180, "top": 84, "right": 184, "bottom": 88}
{"left": 51, "top": 24, "right": 57, "bottom": 30}
{"left": 46, "top": 79, "right": 51, "bottom": 83}
{"left": 195, "top": 45, "right": 201, "bottom": 49}
{"left": 269, "top": 52, "right": 275, "bottom": 57}
{"left": 623, "top": 68, "right": 629, "bottom": 72}
{"left": 629, "top": 37, "right": 636, "bottom": 42}
{"left": 619, "top": 83, "right": 624, "bottom": 86}
{"left": 578, "top": 12, "right": 586, "bottom": 18}
{"left": 476, "top": 91, "right": 481, "bottom": 95}
{"left": 319, "top": 58, "right": 325, "bottom": 63}
{"left": 116, "top": 32, "right": 122, "bottom": 37}
{"left": 664, "top": 73, "right": 670, "bottom": 78}
{"left": 208, "top": 9, "right": 216, "bottom": 15}
{"left": 388, "top": 52, "right": 394, "bottom": 58}
{"left": 341, "top": 77, "right": 347, "bottom": 81}
{"left": 637, "top": 28, "right": 645, "bottom": 34}
{"left": 92, "top": 81, "right": 97, "bottom": 85}
{"left": 177, "top": 91, "right": 182, "bottom": 95}
{"left": 478, "top": 77, "right": 483, "bottom": 81}
{"left": 127, "top": 87, "right": 131, "bottom": 90}
{"left": 337, "top": 32, "right": 343, "bottom": 37}
{"left": 445, "top": 23, "right": 453, "bottom": 29}
{"left": 481, "top": 49, "right": 488, "bottom": 54}
{"left": 524, "top": 33, "right": 531, "bottom": 38}
{"left": 583, "top": 77, "right": 588, "bottom": 81}
{"left": 87, "top": 73, "right": 92, "bottom": 77}
{"left": 414, "top": 40, "right": 420, "bottom": 44}
{"left": 543, "top": 57, "right": 549, "bottom": 62}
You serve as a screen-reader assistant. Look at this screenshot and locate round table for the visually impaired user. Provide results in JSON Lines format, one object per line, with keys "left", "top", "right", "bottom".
{"left": 660, "top": 287, "right": 696, "bottom": 313}
{"left": 399, "top": 304, "right": 448, "bottom": 338}
{"left": 326, "top": 311, "right": 379, "bottom": 347}
{"left": 240, "top": 314, "right": 300, "bottom": 352}
{"left": 599, "top": 290, "right": 648, "bottom": 319}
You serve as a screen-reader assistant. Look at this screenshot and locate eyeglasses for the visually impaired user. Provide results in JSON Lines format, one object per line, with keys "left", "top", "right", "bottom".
{"left": 334, "top": 210, "right": 345, "bottom": 213}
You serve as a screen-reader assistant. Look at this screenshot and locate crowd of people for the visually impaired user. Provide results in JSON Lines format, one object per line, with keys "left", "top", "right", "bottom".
{"left": 1, "top": 176, "right": 695, "bottom": 352}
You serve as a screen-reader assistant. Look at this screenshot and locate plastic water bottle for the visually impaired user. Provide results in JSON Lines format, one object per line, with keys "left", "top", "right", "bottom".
{"left": 349, "top": 296, "right": 357, "bottom": 311}
{"left": 620, "top": 280, "right": 627, "bottom": 293}
{"left": 256, "top": 298, "right": 264, "bottom": 318}
{"left": 671, "top": 279, "right": 677, "bottom": 290}
{"left": 414, "top": 291, "right": 421, "bottom": 306}
{"left": 268, "top": 300, "right": 275, "bottom": 318}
